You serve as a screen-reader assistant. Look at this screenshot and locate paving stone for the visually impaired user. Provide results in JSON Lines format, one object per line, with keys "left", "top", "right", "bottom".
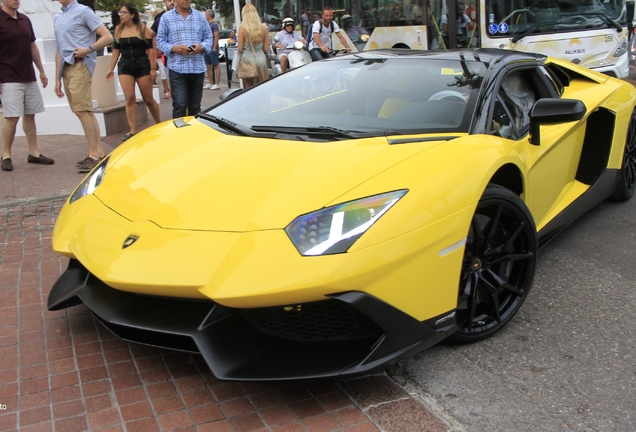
{"left": 1, "top": 191, "right": 448, "bottom": 430}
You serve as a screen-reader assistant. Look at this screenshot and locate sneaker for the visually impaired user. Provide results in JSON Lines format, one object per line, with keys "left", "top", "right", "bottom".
{"left": 1, "top": 158, "right": 13, "bottom": 171}
{"left": 203, "top": 84, "right": 212, "bottom": 89}
{"left": 122, "top": 132, "right": 135, "bottom": 142}
{"left": 77, "top": 157, "right": 100, "bottom": 173}
{"left": 76, "top": 155, "right": 104, "bottom": 167}
{"left": 27, "top": 154, "right": 55, "bottom": 165}
{"left": 210, "top": 84, "right": 220, "bottom": 90}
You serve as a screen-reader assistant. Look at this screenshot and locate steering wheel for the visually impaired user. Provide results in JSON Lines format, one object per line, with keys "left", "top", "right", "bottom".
{"left": 428, "top": 90, "right": 468, "bottom": 103}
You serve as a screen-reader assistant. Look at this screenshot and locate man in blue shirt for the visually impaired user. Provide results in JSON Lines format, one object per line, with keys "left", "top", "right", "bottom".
{"left": 54, "top": 0, "right": 113, "bottom": 173}
{"left": 157, "top": 0, "right": 213, "bottom": 118}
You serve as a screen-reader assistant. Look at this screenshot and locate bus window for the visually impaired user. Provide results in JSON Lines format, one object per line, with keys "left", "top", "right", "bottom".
{"left": 486, "top": 0, "right": 628, "bottom": 37}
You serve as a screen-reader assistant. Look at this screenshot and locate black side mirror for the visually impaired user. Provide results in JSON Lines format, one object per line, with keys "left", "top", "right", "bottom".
{"left": 529, "top": 98, "right": 586, "bottom": 145}
{"left": 627, "top": 1, "right": 635, "bottom": 23}
{"left": 219, "top": 88, "right": 243, "bottom": 102}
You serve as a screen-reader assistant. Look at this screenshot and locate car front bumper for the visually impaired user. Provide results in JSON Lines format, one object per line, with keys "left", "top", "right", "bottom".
{"left": 48, "top": 259, "right": 456, "bottom": 381}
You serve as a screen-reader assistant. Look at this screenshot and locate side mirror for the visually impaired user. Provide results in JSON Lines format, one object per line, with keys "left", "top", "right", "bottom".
{"left": 627, "top": 1, "right": 635, "bottom": 23}
{"left": 219, "top": 88, "right": 243, "bottom": 102}
{"left": 529, "top": 98, "right": 586, "bottom": 145}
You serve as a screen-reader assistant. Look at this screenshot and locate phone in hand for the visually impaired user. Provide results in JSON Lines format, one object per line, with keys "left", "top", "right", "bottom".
{"left": 187, "top": 45, "right": 195, "bottom": 52}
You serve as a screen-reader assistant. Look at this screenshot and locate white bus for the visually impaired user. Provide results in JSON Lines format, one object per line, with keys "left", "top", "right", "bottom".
{"left": 257, "top": 0, "right": 635, "bottom": 78}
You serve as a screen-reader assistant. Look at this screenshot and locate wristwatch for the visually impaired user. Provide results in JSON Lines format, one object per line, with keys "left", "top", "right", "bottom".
{"left": 88, "top": 45, "right": 94, "bottom": 53}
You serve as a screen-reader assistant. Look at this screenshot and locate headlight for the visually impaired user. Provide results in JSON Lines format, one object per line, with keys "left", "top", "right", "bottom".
{"left": 614, "top": 38, "right": 628, "bottom": 57}
{"left": 285, "top": 190, "right": 407, "bottom": 256}
{"left": 69, "top": 156, "right": 110, "bottom": 204}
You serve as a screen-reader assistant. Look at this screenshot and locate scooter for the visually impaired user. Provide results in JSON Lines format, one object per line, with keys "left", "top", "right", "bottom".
{"left": 271, "top": 38, "right": 312, "bottom": 76}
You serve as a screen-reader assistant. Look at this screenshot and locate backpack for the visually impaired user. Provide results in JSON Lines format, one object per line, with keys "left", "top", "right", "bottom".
{"left": 306, "top": 20, "right": 335, "bottom": 48}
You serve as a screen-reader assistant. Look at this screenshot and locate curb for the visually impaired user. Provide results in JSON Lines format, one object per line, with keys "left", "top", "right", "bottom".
{"left": 0, "top": 192, "right": 69, "bottom": 209}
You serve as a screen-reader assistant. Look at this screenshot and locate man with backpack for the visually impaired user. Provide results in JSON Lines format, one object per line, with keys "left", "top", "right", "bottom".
{"left": 308, "top": 6, "right": 350, "bottom": 61}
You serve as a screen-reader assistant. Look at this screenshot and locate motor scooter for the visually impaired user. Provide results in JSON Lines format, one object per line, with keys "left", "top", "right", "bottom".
{"left": 271, "top": 38, "right": 312, "bottom": 76}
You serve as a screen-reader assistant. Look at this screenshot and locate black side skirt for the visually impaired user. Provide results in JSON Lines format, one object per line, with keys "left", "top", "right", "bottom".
{"left": 538, "top": 168, "right": 618, "bottom": 248}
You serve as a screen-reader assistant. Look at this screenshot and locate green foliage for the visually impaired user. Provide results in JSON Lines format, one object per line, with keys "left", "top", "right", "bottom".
{"left": 94, "top": 0, "right": 147, "bottom": 13}
{"left": 215, "top": 0, "right": 245, "bottom": 24}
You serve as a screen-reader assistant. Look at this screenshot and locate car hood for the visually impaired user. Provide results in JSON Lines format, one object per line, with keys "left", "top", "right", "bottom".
{"left": 95, "top": 118, "right": 434, "bottom": 231}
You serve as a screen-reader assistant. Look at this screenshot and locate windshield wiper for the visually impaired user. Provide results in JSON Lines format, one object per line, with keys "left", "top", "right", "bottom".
{"left": 510, "top": 23, "right": 554, "bottom": 43}
{"left": 250, "top": 125, "right": 377, "bottom": 139}
{"left": 197, "top": 113, "right": 274, "bottom": 137}
{"left": 350, "top": 57, "right": 388, "bottom": 64}
{"left": 578, "top": 11, "right": 622, "bottom": 31}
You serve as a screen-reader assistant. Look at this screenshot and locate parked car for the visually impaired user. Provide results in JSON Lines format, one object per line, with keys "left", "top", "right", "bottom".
{"left": 48, "top": 49, "right": 636, "bottom": 381}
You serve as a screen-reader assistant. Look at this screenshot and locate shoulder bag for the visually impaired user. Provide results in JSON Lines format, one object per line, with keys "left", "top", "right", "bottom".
{"left": 237, "top": 38, "right": 258, "bottom": 78}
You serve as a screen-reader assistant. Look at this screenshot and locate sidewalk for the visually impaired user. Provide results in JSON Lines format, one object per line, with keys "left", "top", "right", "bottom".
{"left": 0, "top": 79, "right": 453, "bottom": 430}
{"left": 0, "top": 80, "right": 224, "bottom": 207}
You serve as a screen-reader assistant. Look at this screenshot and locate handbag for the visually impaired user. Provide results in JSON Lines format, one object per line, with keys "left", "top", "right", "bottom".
{"left": 237, "top": 40, "right": 258, "bottom": 78}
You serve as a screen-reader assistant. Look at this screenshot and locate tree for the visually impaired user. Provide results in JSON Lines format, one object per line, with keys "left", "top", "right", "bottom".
{"left": 94, "top": 0, "right": 147, "bottom": 13}
{"left": 215, "top": 0, "right": 245, "bottom": 26}
{"left": 92, "top": 0, "right": 149, "bottom": 29}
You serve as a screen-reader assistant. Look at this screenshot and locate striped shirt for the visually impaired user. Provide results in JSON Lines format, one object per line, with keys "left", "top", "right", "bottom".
{"left": 156, "top": 8, "right": 213, "bottom": 74}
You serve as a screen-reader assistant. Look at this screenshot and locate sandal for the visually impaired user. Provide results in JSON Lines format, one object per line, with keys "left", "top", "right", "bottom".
{"left": 122, "top": 132, "right": 135, "bottom": 142}
{"left": 164, "top": 91, "right": 171, "bottom": 99}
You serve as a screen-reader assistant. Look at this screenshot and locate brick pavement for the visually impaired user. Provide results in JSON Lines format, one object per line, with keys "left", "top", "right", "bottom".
{"left": 0, "top": 199, "right": 452, "bottom": 431}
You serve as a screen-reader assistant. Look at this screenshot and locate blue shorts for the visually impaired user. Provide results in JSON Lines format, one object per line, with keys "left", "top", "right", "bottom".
{"left": 205, "top": 49, "right": 220, "bottom": 66}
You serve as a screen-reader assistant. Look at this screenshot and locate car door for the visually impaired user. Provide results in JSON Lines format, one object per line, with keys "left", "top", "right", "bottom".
{"left": 487, "top": 65, "right": 586, "bottom": 229}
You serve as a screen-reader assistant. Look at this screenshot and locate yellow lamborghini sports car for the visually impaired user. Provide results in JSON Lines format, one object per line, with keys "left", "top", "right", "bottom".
{"left": 49, "top": 49, "right": 636, "bottom": 380}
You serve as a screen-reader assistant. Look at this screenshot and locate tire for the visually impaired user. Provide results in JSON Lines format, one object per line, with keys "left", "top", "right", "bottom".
{"left": 611, "top": 110, "right": 636, "bottom": 201}
{"left": 449, "top": 185, "right": 538, "bottom": 344}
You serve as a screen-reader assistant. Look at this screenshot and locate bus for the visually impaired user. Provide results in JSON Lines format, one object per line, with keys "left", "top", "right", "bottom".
{"left": 254, "top": 0, "right": 635, "bottom": 78}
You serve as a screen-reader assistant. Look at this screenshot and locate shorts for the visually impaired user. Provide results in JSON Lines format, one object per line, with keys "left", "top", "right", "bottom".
{"left": 276, "top": 51, "right": 291, "bottom": 63}
{"left": 62, "top": 61, "right": 93, "bottom": 112}
{"left": 205, "top": 49, "right": 220, "bottom": 66}
{"left": 117, "top": 56, "right": 151, "bottom": 79}
{"left": 0, "top": 81, "right": 45, "bottom": 118}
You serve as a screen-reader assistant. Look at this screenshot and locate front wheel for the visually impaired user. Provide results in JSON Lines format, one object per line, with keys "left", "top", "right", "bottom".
{"left": 611, "top": 110, "right": 636, "bottom": 201}
{"left": 449, "top": 185, "right": 538, "bottom": 344}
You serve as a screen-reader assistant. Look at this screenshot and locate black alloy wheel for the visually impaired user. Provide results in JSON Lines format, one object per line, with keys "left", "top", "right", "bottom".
{"left": 611, "top": 110, "right": 636, "bottom": 201}
{"left": 450, "top": 185, "right": 538, "bottom": 344}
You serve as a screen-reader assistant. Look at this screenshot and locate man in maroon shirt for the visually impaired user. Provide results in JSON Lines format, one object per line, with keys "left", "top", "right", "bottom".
{"left": 0, "top": 0, "right": 53, "bottom": 171}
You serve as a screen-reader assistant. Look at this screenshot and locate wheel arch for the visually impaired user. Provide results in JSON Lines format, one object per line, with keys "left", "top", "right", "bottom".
{"left": 488, "top": 163, "right": 524, "bottom": 197}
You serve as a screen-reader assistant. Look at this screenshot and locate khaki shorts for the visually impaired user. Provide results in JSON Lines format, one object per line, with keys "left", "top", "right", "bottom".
{"left": 0, "top": 82, "right": 45, "bottom": 118}
{"left": 62, "top": 61, "right": 93, "bottom": 112}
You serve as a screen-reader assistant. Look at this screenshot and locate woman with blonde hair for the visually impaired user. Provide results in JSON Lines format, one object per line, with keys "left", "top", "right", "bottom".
{"left": 237, "top": 3, "right": 269, "bottom": 88}
{"left": 106, "top": 3, "right": 161, "bottom": 141}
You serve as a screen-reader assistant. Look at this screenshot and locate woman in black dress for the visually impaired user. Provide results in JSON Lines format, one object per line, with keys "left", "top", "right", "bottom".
{"left": 106, "top": 3, "right": 161, "bottom": 141}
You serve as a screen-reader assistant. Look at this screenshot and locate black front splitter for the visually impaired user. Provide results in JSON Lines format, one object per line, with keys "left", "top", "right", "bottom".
{"left": 48, "top": 259, "right": 456, "bottom": 381}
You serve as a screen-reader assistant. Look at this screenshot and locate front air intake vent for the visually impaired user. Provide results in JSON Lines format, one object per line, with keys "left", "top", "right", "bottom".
{"left": 241, "top": 299, "right": 384, "bottom": 342}
{"left": 576, "top": 108, "right": 615, "bottom": 185}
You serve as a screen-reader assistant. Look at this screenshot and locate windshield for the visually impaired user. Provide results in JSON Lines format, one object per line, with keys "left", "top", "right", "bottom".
{"left": 486, "top": 0, "right": 627, "bottom": 37}
{"left": 206, "top": 57, "right": 487, "bottom": 139}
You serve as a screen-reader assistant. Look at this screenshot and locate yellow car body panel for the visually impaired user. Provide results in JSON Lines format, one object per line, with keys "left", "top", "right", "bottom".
{"left": 53, "top": 187, "right": 469, "bottom": 320}
{"left": 48, "top": 50, "right": 636, "bottom": 380}
{"left": 94, "top": 119, "right": 434, "bottom": 232}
